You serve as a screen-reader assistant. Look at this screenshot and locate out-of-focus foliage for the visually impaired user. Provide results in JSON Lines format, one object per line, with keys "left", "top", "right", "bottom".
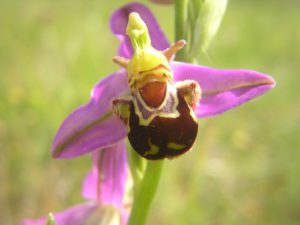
{"left": 46, "top": 213, "right": 56, "bottom": 225}
{"left": 0, "top": 1, "right": 299, "bottom": 225}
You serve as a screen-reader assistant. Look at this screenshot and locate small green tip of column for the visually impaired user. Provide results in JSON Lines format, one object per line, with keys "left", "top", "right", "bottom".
{"left": 126, "top": 12, "right": 151, "bottom": 51}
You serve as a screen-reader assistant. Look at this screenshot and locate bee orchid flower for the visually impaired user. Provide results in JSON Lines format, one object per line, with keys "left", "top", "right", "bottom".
{"left": 23, "top": 142, "right": 131, "bottom": 225}
{"left": 51, "top": 3, "right": 275, "bottom": 160}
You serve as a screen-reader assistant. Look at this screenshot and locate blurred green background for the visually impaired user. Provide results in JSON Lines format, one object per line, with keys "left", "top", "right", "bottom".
{"left": 1, "top": 0, "right": 299, "bottom": 225}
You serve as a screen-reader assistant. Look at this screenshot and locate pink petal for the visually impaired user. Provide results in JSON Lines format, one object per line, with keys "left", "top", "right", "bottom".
{"left": 23, "top": 203, "right": 98, "bottom": 225}
{"left": 52, "top": 70, "right": 129, "bottom": 159}
{"left": 172, "top": 61, "right": 276, "bottom": 117}
{"left": 110, "top": 2, "right": 170, "bottom": 58}
{"left": 82, "top": 141, "right": 128, "bottom": 211}
{"left": 121, "top": 210, "right": 129, "bottom": 225}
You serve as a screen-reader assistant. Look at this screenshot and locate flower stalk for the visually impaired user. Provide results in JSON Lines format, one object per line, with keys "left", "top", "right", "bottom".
{"left": 175, "top": 0, "right": 189, "bottom": 61}
{"left": 126, "top": 144, "right": 147, "bottom": 193}
{"left": 127, "top": 160, "right": 164, "bottom": 225}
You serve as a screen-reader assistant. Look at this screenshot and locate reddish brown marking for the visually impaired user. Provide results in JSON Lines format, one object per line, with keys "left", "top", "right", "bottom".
{"left": 139, "top": 82, "right": 166, "bottom": 108}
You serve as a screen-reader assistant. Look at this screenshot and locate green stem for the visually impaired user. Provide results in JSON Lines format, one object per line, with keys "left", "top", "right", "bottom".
{"left": 175, "top": 0, "right": 189, "bottom": 61}
{"left": 127, "top": 160, "right": 164, "bottom": 225}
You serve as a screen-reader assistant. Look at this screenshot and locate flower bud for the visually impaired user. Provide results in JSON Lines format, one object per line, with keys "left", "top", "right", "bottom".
{"left": 85, "top": 206, "right": 121, "bottom": 225}
{"left": 189, "top": 0, "right": 228, "bottom": 55}
{"left": 45, "top": 213, "right": 56, "bottom": 225}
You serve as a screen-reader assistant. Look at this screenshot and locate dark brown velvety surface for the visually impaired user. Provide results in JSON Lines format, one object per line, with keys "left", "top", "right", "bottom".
{"left": 128, "top": 91, "right": 198, "bottom": 160}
